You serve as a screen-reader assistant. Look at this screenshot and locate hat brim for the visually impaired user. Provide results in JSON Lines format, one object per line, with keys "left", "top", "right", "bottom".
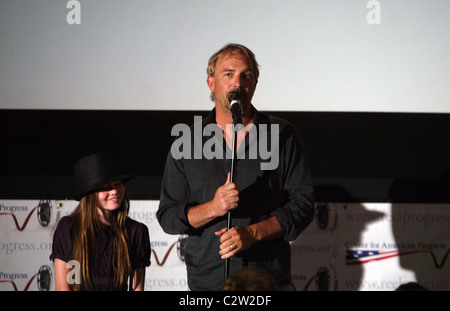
{"left": 74, "top": 174, "right": 133, "bottom": 201}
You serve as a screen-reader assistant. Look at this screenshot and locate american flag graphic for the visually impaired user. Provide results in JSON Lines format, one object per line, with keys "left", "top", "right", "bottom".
{"left": 346, "top": 248, "right": 450, "bottom": 269}
{"left": 346, "top": 249, "right": 426, "bottom": 266}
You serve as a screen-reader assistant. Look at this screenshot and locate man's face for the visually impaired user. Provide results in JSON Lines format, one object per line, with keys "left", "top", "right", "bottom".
{"left": 207, "top": 52, "right": 258, "bottom": 115}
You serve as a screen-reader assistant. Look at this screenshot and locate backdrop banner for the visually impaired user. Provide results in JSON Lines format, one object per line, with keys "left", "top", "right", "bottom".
{"left": 1, "top": 200, "right": 448, "bottom": 291}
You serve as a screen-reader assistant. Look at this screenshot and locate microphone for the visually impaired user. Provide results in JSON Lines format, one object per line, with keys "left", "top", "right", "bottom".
{"left": 228, "top": 91, "right": 243, "bottom": 128}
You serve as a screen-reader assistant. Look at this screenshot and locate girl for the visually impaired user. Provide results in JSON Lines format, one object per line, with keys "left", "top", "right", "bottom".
{"left": 50, "top": 152, "right": 151, "bottom": 291}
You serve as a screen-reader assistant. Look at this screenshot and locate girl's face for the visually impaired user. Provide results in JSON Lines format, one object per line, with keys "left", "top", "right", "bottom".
{"left": 96, "top": 181, "right": 125, "bottom": 212}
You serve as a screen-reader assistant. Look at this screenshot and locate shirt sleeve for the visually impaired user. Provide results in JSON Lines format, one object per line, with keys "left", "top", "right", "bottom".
{"left": 49, "top": 216, "right": 73, "bottom": 263}
{"left": 129, "top": 220, "right": 151, "bottom": 269}
{"left": 156, "top": 151, "right": 196, "bottom": 235}
{"left": 269, "top": 122, "right": 315, "bottom": 242}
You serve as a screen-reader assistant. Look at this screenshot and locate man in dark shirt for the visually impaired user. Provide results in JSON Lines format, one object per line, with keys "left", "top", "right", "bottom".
{"left": 157, "top": 43, "right": 314, "bottom": 290}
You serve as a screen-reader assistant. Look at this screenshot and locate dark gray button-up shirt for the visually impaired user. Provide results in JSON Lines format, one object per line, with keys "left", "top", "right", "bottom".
{"left": 157, "top": 106, "right": 314, "bottom": 290}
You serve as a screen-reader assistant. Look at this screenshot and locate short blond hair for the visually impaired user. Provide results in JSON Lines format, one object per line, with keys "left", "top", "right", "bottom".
{"left": 207, "top": 43, "right": 260, "bottom": 101}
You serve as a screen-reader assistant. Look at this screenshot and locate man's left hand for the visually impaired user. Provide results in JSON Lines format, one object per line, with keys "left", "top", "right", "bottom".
{"left": 215, "top": 226, "right": 257, "bottom": 259}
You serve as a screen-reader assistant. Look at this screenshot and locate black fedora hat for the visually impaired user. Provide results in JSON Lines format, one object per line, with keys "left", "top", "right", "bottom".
{"left": 73, "top": 152, "right": 132, "bottom": 201}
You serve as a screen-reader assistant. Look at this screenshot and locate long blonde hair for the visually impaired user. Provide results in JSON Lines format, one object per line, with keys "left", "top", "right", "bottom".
{"left": 69, "top": 192, "right": 131, "bottom": 291}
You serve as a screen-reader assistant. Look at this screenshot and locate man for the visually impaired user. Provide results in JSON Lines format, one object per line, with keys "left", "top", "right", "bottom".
{"left": 157, "top": 43, "right": 314, "bottom": 290}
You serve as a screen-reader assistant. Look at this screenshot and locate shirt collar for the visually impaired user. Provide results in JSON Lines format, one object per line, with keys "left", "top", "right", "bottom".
{"left": 204, "top": 104, "right": 262, "bottom": 126}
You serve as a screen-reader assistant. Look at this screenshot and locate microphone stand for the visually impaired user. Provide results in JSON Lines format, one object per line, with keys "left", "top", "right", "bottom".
{"left": 225, "top": 123, "right": 237, "bottom": 281}
{"left": 225, "top": 100, "right": 242, "bottom": 281}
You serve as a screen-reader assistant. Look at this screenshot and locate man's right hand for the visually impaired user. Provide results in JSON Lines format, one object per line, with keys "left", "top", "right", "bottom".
{"left": 209, "top": 172, "right": 239, "bottom": 217}
{"left": 187, "top": 172, "right": 239, "bottom": 229}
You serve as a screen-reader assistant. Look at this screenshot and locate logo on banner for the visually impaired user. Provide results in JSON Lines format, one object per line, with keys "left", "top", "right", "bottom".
{"left": 315, "top": 203, "right": 338, "bottom": 233}
{"left": 301, "top": 265, "right": 338, "bottom": 291}
{"left": 346, "top": 247, "right": 450, "bottom": 268}
{"left": 0, "top": 200, "right": 53, "bottom": 231}
{"left": 0, "top": 265, "right": 52, "bottom": 291}
{"left": 151, "top": 235, "right": 187, "bottom": 266}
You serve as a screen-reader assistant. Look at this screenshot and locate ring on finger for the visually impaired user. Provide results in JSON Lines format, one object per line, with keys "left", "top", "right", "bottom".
{"left": 230, "top": 244, "right": 235, "bottom": 250}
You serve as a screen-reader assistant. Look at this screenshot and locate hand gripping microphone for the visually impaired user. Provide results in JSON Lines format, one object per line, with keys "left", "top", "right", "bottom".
{"left": 228, "top": 91, "right": 243, "bottom": 128}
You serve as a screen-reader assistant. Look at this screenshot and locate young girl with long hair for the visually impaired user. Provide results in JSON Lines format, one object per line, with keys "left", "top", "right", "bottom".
{"left": 50, "top": 152, "right": 151, "bottom": 291}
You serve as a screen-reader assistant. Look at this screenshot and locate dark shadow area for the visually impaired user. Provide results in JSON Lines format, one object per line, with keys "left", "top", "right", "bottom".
{"left": 390, "top": 170, "right": 450, "bottom": 291}
{"left": 1, "top": 110, "right": 449, "bottom": 203}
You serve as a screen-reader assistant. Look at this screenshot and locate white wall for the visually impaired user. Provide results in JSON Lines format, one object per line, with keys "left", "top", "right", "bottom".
{"left": 1, "top": 0, "right": 449, "bottom": 113}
